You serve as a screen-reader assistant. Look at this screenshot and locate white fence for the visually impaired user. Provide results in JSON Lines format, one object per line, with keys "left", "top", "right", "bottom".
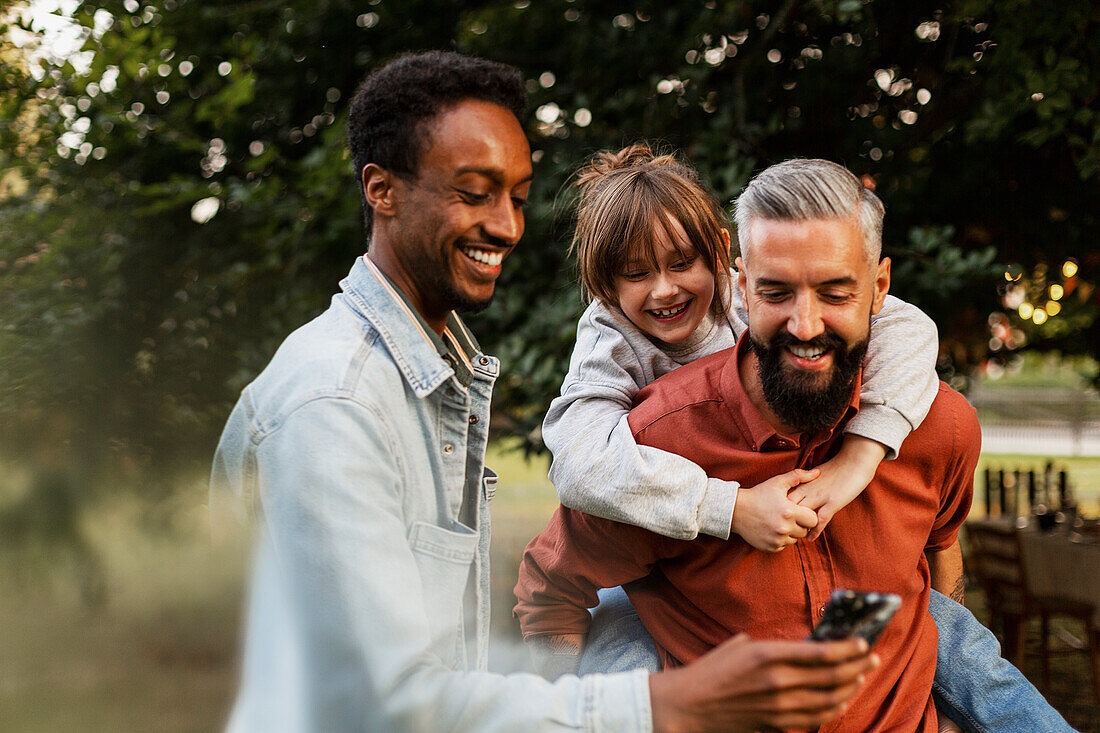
{"left": 969, "top": 384, "right": 1100, "bottom": 457}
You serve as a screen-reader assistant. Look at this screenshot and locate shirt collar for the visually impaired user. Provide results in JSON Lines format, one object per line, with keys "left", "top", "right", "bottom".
{"left": 370, "top": 263, "right": 480, "bottom": 388}
{"left": 338, "top": 256, "right": 480, "bottom": 397}
{"left": 722, "top": 335, "right": 861, "bottom": 451}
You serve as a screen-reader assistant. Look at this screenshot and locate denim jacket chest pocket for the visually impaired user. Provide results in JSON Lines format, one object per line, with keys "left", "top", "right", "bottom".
{"left": 406, "top": 518, "right": 478, "bottom": 668}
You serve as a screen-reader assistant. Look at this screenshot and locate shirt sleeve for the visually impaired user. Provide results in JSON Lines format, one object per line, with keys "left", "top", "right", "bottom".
{"left": 246, "top": 396, "right": 652, "bottom": 733}
{"left": 514, "top": 506, "right": 673, "bottom": 639}
{"left": 845, "top": 294, "right": 940, "bottom": 459}
{"left": 927, "top": 389, "right": 980, "bottom": 552}
{"left": 543, "top": 306, "right": 738, "bottom": 541}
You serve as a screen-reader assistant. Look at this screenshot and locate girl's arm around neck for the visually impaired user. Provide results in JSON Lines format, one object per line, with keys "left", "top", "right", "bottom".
{"left": 848, "top": 294, "right": 939, "bottom": 458}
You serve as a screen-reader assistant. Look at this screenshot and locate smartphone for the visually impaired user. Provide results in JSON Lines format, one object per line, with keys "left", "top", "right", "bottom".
{"left": 810, "top": 589, "right": 901, "bottom": 646}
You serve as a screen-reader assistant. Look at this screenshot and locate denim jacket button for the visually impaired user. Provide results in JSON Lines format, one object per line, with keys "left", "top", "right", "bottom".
{"left": 478, "top": 356, "right": 490, "bottom": 366}
{"left": 468, "top": 415, "right": 478, "bottom": 424}
{"left": 443, "top": 444, "right": 454, "bottom": 455}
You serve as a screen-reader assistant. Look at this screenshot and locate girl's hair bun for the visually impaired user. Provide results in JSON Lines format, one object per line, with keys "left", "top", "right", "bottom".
{"left": 574, "top": 143, "right": 689, "bottom": 191}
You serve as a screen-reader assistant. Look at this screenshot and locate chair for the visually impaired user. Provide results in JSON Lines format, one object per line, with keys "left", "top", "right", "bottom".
{"left": 965, "top": 520, "right": 1100, "bottom": 703}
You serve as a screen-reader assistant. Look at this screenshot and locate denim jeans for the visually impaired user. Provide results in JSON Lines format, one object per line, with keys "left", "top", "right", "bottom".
{"left": 579, "top": 588, "right": 662, "bottom": 675}
{"left": 927, "top": 589, "right": 1076, "bottom": 732}
{"left": 580, "top": 587, "right": 1077, "bottom": 732}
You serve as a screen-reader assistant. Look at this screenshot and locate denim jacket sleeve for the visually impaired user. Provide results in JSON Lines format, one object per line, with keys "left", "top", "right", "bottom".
{"left": 227, "top": 395, "right": 652, "bottom": 733}
{"left": 543, "top": 304, "right": 737, "bottom": 541}
{"left": 728, "top": 285, "right": 939, "bottom": 460}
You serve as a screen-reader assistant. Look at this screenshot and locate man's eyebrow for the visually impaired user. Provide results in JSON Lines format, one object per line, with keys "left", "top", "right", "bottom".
{"left": 753, "top": 276, "right": 859, "bottom": 287}
{"left": 454, "top": 167, "right": 534, "bottom": 186}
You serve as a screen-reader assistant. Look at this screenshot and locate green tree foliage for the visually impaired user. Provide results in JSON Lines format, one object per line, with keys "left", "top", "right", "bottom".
{"left": 1, "top": 0, "right": 1097, "bottom": 491}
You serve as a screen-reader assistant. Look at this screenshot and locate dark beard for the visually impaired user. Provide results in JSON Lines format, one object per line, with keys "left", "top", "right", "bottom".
{"left": 441, "top": 279, "right": 492, "bottom": 315}
{"left": 749, "top": 329, "right": 868, "bottom": 433}
{"left": 406, "top": 246, "right": 495, "bottom": 316}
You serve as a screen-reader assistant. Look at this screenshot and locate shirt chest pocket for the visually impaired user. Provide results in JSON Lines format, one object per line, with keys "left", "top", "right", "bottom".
{"left": 407, "top": 520, "right": 478, "bottom": 666}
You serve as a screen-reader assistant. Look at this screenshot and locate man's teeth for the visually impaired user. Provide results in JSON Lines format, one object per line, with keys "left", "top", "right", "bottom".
{"left": 652, "top": 303, "right": 689, "bottom": 318}
{"left": 463, "top": 248, "right": 503, "bottom": 267}
{"left": 789, "top": 345, "right": 826, "bottom": 360}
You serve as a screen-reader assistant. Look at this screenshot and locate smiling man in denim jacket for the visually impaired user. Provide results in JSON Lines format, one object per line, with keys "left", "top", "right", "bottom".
{"left": 210, "top": 51, "right": 877, "bottom": 733}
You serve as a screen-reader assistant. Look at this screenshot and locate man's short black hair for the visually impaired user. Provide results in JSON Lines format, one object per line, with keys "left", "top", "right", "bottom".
{"left": 347, "top": 50, "right": 527, "bottom": 236}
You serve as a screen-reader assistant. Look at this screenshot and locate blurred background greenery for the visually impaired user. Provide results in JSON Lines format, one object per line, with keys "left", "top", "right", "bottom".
{"left": 2, "top": 0, "right": 1099, "bottom": 730}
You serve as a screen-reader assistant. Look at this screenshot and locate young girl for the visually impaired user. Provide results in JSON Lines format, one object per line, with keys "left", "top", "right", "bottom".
{"left": 539, "top": 144, "right": 1068, "bottom": 732}
{"left": 544, "top": 143, "right": 939, "bottom": 549}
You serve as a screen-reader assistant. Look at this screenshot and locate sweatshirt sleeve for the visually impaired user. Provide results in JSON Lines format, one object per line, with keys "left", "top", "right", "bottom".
{"left": 726, "top": 275, "right": 749, "bottom": 339}
{"left": 844, "top": 294, "right": 940, "bottom": 459}
{"left": 542, "top": 304, "right": 738, "bottom": 541}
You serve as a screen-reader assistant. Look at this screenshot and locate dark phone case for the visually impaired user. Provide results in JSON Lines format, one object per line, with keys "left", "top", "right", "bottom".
{"left": 810, "top": 589, "right": 902, "bottom": 646}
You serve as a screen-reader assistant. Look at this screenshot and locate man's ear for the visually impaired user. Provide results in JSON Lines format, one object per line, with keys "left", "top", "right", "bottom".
{"left": 362, "top": 163, "right": 398, "bottom": 219}
{"left": 735, "top": 255, "right": 748, "bottom": 304}
{"left": 871, "top": 256, "right": 891, "bottom": 314}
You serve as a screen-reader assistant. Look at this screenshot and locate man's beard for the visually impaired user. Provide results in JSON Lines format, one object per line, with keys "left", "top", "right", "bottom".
{"left": 749, "top": 329, "right": 868, "bottom": 433}
{"left": 437, "top": 275, "right": 493, "bottom": 315}
{"left": 406, "top": 248, "right": 495, "bottom": 315}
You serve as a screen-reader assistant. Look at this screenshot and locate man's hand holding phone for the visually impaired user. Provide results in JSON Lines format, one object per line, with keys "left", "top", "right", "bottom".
{"left": 649, "top": 633, "right": 879, "bottom": 733}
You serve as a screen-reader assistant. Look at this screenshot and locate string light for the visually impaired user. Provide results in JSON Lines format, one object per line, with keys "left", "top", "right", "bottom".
{"left": 994, "top": 258, "right": 1089, "bottom": 357}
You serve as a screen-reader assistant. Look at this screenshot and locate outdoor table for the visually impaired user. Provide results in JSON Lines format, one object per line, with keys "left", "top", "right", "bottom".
{"left": 968, "top": 516, "right": 1100, "bottom": 625}
{"left": 1020, "top": 526, "right": 1100, "bottom": 626}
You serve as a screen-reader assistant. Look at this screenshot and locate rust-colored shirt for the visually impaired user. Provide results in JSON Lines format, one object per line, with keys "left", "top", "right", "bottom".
{"left": 514, "top": 336, "right": 978, "bottom": 733}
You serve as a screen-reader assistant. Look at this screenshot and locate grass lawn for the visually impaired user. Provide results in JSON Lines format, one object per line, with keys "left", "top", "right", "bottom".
{"left": 1, "top": 444, "right": 1097, "bottom": 731}
{"left": 975, "top": 453, "right": 1100, "bottom": 517}
{"left": 0, "top": 481, "right": 248, "bottom": 733}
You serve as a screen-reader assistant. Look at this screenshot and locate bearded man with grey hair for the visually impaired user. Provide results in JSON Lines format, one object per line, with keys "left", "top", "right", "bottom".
{"left": 517, "top": 159, "right": 1076, "bottom": 732}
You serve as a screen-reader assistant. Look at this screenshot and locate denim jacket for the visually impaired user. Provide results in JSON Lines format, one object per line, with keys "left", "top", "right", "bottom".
{"left": 211, "top": 257, "right": 651, "bottom": 732}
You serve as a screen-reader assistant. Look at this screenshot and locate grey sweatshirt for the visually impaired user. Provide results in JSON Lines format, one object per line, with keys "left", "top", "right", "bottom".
{"left": 542, "top": 283, "right": 939, "bottom": 541}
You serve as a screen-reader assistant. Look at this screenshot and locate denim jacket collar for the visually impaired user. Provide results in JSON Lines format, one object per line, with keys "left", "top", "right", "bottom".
{"left": 339, "top": 256, "right": 459, "bottom": 399}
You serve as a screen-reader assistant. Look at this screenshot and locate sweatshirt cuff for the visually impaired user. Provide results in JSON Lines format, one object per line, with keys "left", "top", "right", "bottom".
{"left": 582, "top": 668, "right": 653, "bottom": 733}
{"left": 698, "top": 478, "right": 739, "bottom": 540}
{"left": 844, "top": 406, "right": 911, "bottom": 460}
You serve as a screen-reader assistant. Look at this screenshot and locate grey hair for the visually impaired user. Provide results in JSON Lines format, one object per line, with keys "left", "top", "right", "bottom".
{"left": 733, "top": 159, "right": 884, "bottom": 265}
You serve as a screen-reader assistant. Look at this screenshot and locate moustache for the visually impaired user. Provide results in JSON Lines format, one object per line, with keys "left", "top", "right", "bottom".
{"left": 768, "top": 331, "right": 848, "bottom": 353}
{"left": 459, "top": 235, "right": 513, "bottom": 251}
